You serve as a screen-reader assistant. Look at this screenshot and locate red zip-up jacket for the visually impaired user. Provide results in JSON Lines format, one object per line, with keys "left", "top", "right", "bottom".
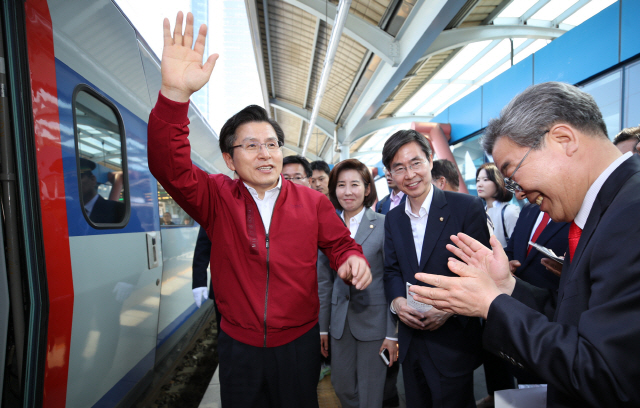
{"left": 148, "top": 93, "right": 366, "bottom": 347}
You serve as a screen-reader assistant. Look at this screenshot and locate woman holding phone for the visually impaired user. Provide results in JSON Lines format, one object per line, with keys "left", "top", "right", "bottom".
{"left": 318, "top": 159, "right": 398, "bottom": 408}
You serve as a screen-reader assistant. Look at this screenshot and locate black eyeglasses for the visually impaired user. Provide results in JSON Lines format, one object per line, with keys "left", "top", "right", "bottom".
{"left": 503, "top": 147, "right": 531, "bottom": 193}
{"left": 232, "top": 140, "right": 283, "bottom": 152}
{"left": 503, "top": 131, "right": 548, "bottom": 193}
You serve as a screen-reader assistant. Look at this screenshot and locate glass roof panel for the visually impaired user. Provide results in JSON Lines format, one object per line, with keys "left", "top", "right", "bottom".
{"left": 562, "top": 0, "right": 617, "bottom": 26}
{"left": 531, "top": 0, "right": 578, "bottom": 21}
{"left": 497, "top": 0, "right": 539, "bottom": 18}
{"left": 433, "top": 41, "right": 492, "bottom": 80}
{"left": 458, "top": 39, "right": 511, "bottom": 81}
{"left": 513, "top": 39, "right": 550, "bottom": 64}
{"left": 398, "top": 83, "right": 443, "bottom": 114}
{"left": 416, "top": 83, "right": 467, "bottom": 115}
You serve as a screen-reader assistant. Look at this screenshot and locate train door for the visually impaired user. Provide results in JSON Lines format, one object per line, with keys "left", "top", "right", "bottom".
{"left": 59, "top": 82, "right": 164, "bottom": 407}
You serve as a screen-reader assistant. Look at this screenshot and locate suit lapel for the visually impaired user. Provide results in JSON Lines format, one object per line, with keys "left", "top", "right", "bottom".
{"left": 419, "top": 188, "right": 449, "bottom": 272}
{"left": 354, "top": 208, "right": 376, "bottom": 245}
{"left": 398, "top": 210, "right": 420, "bottom": 272}
{"left": 563, "top": 155, "right": 640, "bottom": 283}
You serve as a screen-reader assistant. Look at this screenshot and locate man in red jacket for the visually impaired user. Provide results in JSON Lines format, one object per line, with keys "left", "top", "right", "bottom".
{"left": 148, "top": 12, "right": 371, "bottom": 407}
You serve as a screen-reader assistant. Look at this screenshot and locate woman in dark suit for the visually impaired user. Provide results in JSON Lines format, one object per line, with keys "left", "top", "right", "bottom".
{"left": 318, "top": 159, "right": 398, "bottom": 408}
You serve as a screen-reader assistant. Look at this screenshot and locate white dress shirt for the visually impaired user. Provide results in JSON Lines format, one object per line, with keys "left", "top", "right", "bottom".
{"left": 243, "top": 176, "right": 282, "bottom": 232}
{"left": 529, "top": 211, "right": 551, "bottom": 242}
{"left": 342, "top": 207, "right": 366, "bottom": 238}
{"left": 390, "top": 187, "right": 435, "bottom": 315}
{"left": 574, "top": 152, "right": 632, "bottom": 229}
{"left": 404, "top": 186, "right": 435, "bottom": 265}
{"left": 389, "top": 190, "right": 405, "bottom": 211}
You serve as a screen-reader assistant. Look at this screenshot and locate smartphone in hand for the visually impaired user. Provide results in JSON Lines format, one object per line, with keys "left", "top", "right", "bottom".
{"left": 380, "top": 348, "right": 390, "bottom": 365}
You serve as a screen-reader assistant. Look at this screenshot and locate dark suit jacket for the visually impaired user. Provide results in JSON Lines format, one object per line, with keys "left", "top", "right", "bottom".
{"left": 383, "top": 187, "right": 490, "bottom": 377}
{"left": 504, "top": 203, "right": 570, "bottom": 290}
{"left": 376, "top": 193, "right": 406, "bottom": 215}
{"left": 484, "top": 155, "right": 640, "bottom": 407}
{"left": 89, "top": 195, "right": 125, "bottom": 224}
{"left": 192, "top": 226, "right": 211, "bottom": 289}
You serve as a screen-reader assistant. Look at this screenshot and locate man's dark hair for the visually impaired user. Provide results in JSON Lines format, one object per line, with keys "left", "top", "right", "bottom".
{"left": 283, "top": 155, "right": 312, "bottom": 177}
{"left": 310, "top": 160, "right": 330, "bottom": 176}
{"left": 219, "top": 105, "right": 285, "bottom": 157}
{"left": 476, "top": 162, "right": 513, "bottom": 202}
{"left": 431, "top": 159, "right": 459, "bottom": 190}
{"left": 382, "top": 129, "right": 432, "bottom": 170}
{"left": 328, "top": 159, "right": 377, "bottom": 211}
{"left": 613, "top": 126, "right": 640, "bottom": 145}
{"left": 482, "top": 82, "right": 608, "bottom": 155}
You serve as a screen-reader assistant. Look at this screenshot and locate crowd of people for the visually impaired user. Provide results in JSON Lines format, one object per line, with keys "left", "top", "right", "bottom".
{"left": 150, "top": 12, "right": 640, "bottom": 408}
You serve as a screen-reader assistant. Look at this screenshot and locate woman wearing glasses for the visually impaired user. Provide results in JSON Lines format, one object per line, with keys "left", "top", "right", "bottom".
{"left": 476, "top": 162, "right": 520, "bottom": 248}
{"left": 318, "top": 159, "right": 398, "bottom": 408}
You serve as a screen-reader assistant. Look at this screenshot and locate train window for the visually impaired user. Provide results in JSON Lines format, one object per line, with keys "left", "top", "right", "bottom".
{"left": 73, "top": 86, "right": 129, "bottom": 228}
{"left": 157, "top": 182, "right": 194, "bottom": 227}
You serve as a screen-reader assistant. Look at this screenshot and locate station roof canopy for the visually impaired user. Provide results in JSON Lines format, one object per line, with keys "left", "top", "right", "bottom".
{"left": 245, "top": 0, "right": 616, "bottom": 165}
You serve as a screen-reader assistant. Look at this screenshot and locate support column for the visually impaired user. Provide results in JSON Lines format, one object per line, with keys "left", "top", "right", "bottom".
{"left": 339, "top": 144, "right": 350, "bottom": 161}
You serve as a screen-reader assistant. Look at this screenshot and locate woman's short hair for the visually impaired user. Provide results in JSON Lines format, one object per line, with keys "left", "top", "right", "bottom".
{"left": 476, "top": 162, "right": 513, "bottom": 203}
{"left": 328, "top": 159, "right": 377, "bottom": 211}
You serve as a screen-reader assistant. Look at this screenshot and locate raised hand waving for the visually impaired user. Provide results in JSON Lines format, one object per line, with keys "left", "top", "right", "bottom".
{"left": 160, "top": 11, "right": 219, "bottom": 103}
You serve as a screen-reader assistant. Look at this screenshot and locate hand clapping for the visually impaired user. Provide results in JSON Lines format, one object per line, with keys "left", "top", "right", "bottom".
{"left": 408, "top": 234, "right": 516, "bottom": 319}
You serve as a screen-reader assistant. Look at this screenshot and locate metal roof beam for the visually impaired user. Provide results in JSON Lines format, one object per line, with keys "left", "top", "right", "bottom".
{"left": 340, "top": 0, "right": 464, "bottom": 146}
{"left": 425, "top": 39, "right": 535, "bottom": 116}
{"left": 417, "top": 24, "right": 565, "bottom": 63}
{"left": 244, "top": 0, "right": 271, "bottom": 111}
{"left": 270, "top": 99, "right": 335, "bottom": 139}
{"left": 262, "top": 0, "right": 277, "bottom": 98}
{"left": 481, "top": 0, "right": 514, "bottom": 25}
{"left": 303, "top": 19, "right": 322, "bottom": 109}
{"left": 319, "top": 136, "right": 330, "bottom": 158}
{"left": 520, "top": 0, "right": 552, "bottom": 23}
{"left": 348, "top": 115, "right": 433, "bottom": 145}
{"left": 410, "top": 39, "right": 501, "bottom": 114}
{"left": 282, "top": 0, "right": 399, "bottom": 66}
{"left": 551, "top": 0, "right": 590, "bottom": 27}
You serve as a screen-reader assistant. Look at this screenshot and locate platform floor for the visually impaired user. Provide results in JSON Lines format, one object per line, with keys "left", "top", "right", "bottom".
{"left": 198, "top": 364, "right": 488, "bottom": 407}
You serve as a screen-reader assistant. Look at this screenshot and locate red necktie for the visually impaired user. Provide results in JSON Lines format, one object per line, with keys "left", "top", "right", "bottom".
{"left": 568, "top": 222, "right": 583, "bottom": 260}
{"left": 527, "top": 212, "right": 551, "bottom": 256}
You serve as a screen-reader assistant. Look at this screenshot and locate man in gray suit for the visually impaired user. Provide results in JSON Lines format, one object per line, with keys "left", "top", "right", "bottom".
{"left": 318, "top": 159, "right": 398, "bottom": 408}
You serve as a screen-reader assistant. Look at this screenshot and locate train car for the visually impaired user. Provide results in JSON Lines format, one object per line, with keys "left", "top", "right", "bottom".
{"left": 0, "top": 0, "right": 230, "bottom": 406}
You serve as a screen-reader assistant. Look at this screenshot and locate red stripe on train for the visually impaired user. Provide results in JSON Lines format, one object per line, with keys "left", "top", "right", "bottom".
{"left": 25, "top": 0, "right": 74, "bottom": 406}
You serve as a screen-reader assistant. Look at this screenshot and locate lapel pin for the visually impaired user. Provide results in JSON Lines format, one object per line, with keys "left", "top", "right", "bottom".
{"left": 439, "top": 217, "right": 444, "bottom": 222}
{"left": 370, "top": 225, "right": 374, "bottom": 229}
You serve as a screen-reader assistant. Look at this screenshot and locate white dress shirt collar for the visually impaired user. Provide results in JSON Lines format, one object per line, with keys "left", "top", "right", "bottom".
{"left": 243, "top": 176, "right": 282, "bottom": 200}
{"left": 574, "top": 152, "right": 632, "bottom": 229}
{"left": 342, "top": 207, "right": 366, "bottom": 239}
{"left": 405, "top": 186, "right": 434, "bottom": 219}
{"left": 243, "top": 176, "right": 282, "bottom": 231}
{"left": 404, "top": 186, "right": 435, "bottom": 265}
